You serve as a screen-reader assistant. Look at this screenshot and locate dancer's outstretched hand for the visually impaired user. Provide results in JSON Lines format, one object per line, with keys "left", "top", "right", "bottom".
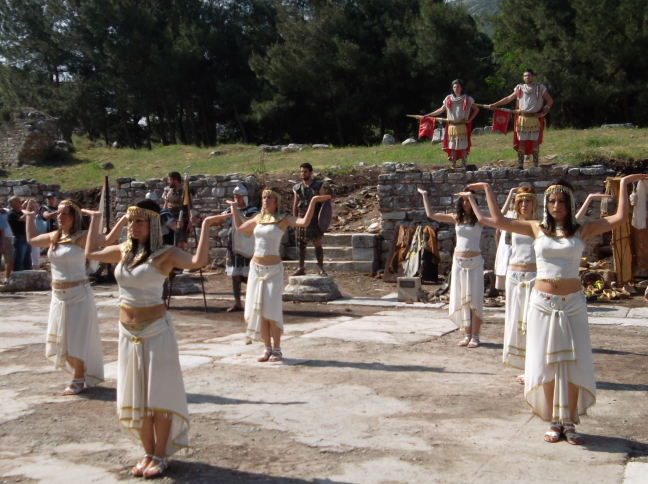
{"left": 311, "top": 195, "right": 331, "bottom": 203}
{"left": 81, "top": 208, "right": 101, "bottom": 217}
{"left": 417, "top": 187, "right": 428, "bottom": 195}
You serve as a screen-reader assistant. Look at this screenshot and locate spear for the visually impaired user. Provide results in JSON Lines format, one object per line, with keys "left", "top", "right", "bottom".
{"left": 406, "top": 115, "right": 449, "bottom": 122}
{"left": 474, "top": 104, "right": 521, "bottom": 114}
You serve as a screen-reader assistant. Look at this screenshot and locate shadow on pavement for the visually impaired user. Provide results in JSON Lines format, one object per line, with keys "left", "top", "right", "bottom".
{"left": 187, "top": 393, "right": 306, "bottom": 406}
{"left": 299, "top": 359, "right": 493, "bottom": 374}
{"left": 596, "top": 381, "right": 648, "bottom": 392}
{"left": 580, "top": 433, "right": 648, "bottom": 456}
{"left": 162, "top": 461, "right": 354, "bottom": 483}
{"left": 592, "top": 347, "right": 648, "bottom": 357}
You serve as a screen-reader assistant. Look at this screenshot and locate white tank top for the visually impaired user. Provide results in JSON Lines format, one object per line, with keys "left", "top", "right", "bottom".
{"left": 48, "top": 242, "right": 88, "bottom": 282}
{"left": 115, "top": 248, "right": 171, "bottom": 308}
{"left": 509, "top": 232, "right": 536, "bottom": 265}
{"left": 254, "top": 223, "right": 284, "bottom": 257}
{"left": 534, "top": 231, "right": 584, "bottom": 279}
{"left": 454, "top": 223, "right": 482, "bottom": 253}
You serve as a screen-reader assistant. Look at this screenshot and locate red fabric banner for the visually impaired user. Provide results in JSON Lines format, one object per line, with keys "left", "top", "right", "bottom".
{"left": 418, "top": 117, "right": 436, "bottom": 139}
{"left": 492, "top": 110, "right": 510, "bottom": 135}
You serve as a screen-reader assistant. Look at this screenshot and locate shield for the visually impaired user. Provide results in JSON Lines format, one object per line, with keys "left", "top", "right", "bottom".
{"left": 318, "top": 200, "right": 332, "bottom": 233}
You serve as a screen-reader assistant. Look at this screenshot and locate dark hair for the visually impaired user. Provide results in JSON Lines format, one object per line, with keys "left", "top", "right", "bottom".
{"left": 50, "top": 198, "right": 84, "bottom": 251}
{"left": 122, "top": 199, "right": 162, "bottom": 271}
{"left": 168, "top": 172, "right": 182, "bottom": 183}
{"left": 524, "top": 68, "right": 535, "bottom": 75}
{"left": 542, "top": 179, "right": 580, "bottom": 237}
{"left": 300, "top": 163, "right": 313, "bottom": 172}
{"left": 451, "top": 78, "right": 464, "bottom": 89}
{"left": 455, "top": 189, "right": 478, "bottom": 226}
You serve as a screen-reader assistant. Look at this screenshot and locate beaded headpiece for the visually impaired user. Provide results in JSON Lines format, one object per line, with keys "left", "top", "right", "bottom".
{"left": 514, "top": 192, "right": 538, "bottom": 220}
{"left": 59, "top": 200, "right": 84, "bottom": 234}
{"left": 123, "top": 205, "right": 164, "bottom": 266}
{"left": 257, "top": 189, "right": 285, "bottom": 224}
{"left": 541, "top": 184, "right": 576, "bottom": 229}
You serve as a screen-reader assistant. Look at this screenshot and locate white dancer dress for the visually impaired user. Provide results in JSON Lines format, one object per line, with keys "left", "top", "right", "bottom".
{"left": 525, "top": 231, "right": 596, "bottom": 422}
{"left": 46, "top": 235, "right": 104, "bottom": 387}
{"left": 503, "top": 232, "right": 537, "bottom": 369}
{"left": 244, "top": 221, "right": 285, "bottom": 341}
{"left": 448, "top": 223, "right": 484, "bottom": 329}
{"left": 115, "top": 247, "right": 189, "bottom": 456}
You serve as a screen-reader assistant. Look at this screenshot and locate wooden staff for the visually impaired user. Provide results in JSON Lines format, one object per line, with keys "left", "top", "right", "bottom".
{"left": 406, "top": 115, "right": 449, "bottom": 122}
{"left": 474, "top": 104, "right": 521, "bottom": 114}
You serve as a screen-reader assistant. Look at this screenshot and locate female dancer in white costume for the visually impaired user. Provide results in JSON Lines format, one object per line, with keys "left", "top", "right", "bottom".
{"left": 494, "top": 187, "right": 518, "bottom": 291}
{"left": 85, "top": 199, "right": 226, "bottom": 478}
{"left": 24, "top": 199, "right": 127, "bottom": 395}
{"left": 460, "top": 174, "right": 645, "bottom": 444}
{"left": 418, "top": 187, "right": 484, "bottom": 348}
{"left": 460, "top": 186, "right": 539, "bottom": 382}
{"left": 228, "top": 188, "right": 330, "bottom": 362}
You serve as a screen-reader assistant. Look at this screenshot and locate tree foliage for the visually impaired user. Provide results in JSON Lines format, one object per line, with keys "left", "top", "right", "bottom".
{"left": 491, "top": 0, "right": 648, "bottom": 127}
{"left": 0, "top": 0, "right": 493, "bottom": 147}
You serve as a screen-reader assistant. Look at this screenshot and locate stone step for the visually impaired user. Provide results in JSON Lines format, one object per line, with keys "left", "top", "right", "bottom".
{"left": 321, "top": 233, "right": 354, "bottom": 247}
{"left": 285, "top": 246, "right": 354, "bottom": 261}
{"left": 283, "top": 260, "right": 377, "bottom": 274}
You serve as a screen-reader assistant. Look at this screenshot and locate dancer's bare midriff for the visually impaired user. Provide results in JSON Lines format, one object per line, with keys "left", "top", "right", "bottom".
{"left": 252, "top": 255, "right": 282, "bottom": 266}
{"left": 454, "top": 251, "right": 480, "bottom": 258}
{"left": 508, "top": 263, "right": 537, "bottom": 272}
{"left": 534, "top": 278, "right": 582, "bottom": 295}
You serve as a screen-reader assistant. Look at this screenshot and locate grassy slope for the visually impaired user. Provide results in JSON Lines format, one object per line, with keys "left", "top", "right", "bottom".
{"left": 3, "top": 127, "right": 648, "bottom": 190}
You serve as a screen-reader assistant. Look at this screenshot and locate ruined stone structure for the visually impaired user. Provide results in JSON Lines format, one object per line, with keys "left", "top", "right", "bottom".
{"left": 0, "top": 179, "right": 62, "bottom": 205}
{"left": 377, "top": 162, "right": 615, "bottom": 273}
{"left": 0, "top": 109, "right": 59, "bottom": 167}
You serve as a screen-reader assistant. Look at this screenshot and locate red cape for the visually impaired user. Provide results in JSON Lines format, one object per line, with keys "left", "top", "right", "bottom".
{"left": 442, "top": 121, "right": 472, "bottom": 160}
{"left": 513, "top": 114, "right": 544, "bottom": 155}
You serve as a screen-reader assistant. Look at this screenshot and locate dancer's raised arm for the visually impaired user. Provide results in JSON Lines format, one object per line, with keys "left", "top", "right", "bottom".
{"left": 466, "top": 183, "right": 536, "bottom": 237}
{"left": 84, "top": 210, "right": 122, "bottom": 263}
{"left": 417, "top": 188, "right": 455, "bottom": 223}
{"left": 575, "top": 193, "right": 611, "bottom": 222}
{"left": 580, "top": 174, "right": 647, "bottom": 240}
{"left": 291, "top": 195, "right": 331, "bottom": 228}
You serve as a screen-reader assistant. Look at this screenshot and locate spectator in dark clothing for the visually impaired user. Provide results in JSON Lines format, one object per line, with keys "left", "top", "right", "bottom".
{"left": 39, "top": 192, "right": 59, "bottom": 233}
{"left": 7, "top": 196, "right": 33, "bottom": 271}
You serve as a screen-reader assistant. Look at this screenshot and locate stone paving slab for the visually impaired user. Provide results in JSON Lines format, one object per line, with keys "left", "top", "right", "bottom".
{"left": 622, "top": 461, "right": 648, "bottom": 484}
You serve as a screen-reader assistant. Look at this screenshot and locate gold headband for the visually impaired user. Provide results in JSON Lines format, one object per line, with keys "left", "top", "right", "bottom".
{"left": 515, "top": 193, "right": 535, "bottom": 201}
{"left": 127, "top": 206, "right": 160, "bottom": 219}
{"left": 60, "top": 199, "right": 81, "bottom": 211}
{"left": 544, "top": 184, "right": 573, "bottom": 197}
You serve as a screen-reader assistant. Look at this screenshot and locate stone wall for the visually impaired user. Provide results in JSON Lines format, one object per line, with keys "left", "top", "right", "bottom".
{"left": 0, "top": 179, "right": 62, "bottom": 207}
{"left": 377, "top": 163, "right": 616, "bottom": 273}
{"left": 0, "top": 109, "right": 59, "bottom": 168}
{"left": 114, "top": 174, "right": 259, "bottom": 260}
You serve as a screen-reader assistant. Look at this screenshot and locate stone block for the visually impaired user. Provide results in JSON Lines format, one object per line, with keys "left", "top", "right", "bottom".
{"left": 352, "top": 247, "right": 377, "bottom": 261}
{"left": 12, "top": 185, "right": 31, "bottom": 196}
{"left": 211, "top": 187, "right": 225, "bottom": 197}
{"left": 440, "top": 196, "right": 453, "bottom": 206}
{"left": 491, "top": 168, "right": 508, "bottom": 179}
{"left": 382, "top": 211, "right": 406, "bottom": 220}
{"left": 352, "top": 234, "right": 377, "bottom": 248}
{"left": 169, "top": 273, "right": 200, "bottom": 295}
{"left": 283, "top": 274, "right": 342, "bottom": 302}
{"left": 0, "top": 270, "right": 50, "bottom": 292}
{"left": 382, "top": 162, "right": 397, "bottom": 172}
{"left": 580, "top": 166, "right": 606, "bottom": 176}
{"left": 131, "top": 181, "right": 146, "bottom": 188}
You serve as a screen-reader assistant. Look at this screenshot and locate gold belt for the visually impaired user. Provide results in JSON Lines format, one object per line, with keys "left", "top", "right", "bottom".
{"left": 120, "top": 318, "right": 159, "bottom": 332}
{"left": 509, "top": 263, "right": 537, "bottom": 268}
{"left": 51, "top": 279, "right": 89, "bottom": 289}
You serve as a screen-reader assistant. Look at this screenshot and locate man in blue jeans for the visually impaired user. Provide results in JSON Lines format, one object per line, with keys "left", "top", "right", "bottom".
{"left": 7, "top": 196, "right": 32, "bottom": 272}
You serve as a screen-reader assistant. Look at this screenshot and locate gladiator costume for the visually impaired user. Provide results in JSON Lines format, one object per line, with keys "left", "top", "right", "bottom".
{"left": 164, "top": 187, "right": 187, "bottom": 244}
{"left": 514, "top": 83, "right": 548, "bottom": 168}
{"left": 293, "top": 179, "right": 325, "bottom": 273}
{"left": 441, "top": 94, "right": 474, "bottom": 167}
